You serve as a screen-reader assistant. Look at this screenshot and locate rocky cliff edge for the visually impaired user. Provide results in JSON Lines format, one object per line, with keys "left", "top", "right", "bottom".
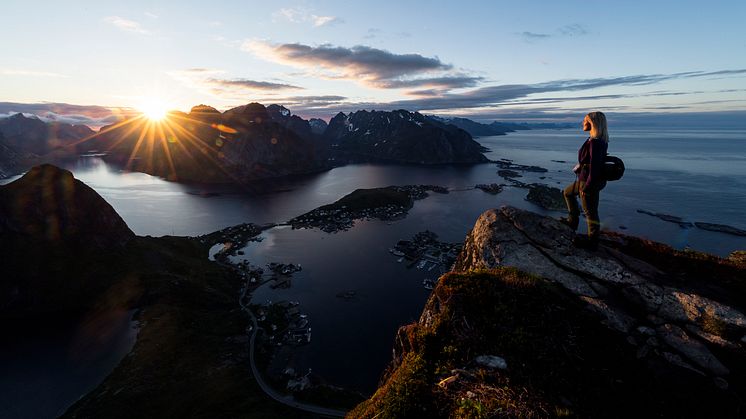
{"left": 350, "top": 206, "right": 746, "bottom": 418}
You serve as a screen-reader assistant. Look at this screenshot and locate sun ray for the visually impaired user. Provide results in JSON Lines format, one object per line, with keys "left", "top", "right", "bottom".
{"left": 161, "top": 119, "right": 199, "bottom": 164}
{"left": 103, "top": 117, "right": 148, "bottom": 152}
{"left": 125, "top": 122, "right": 152, "bottom": 171}
{"left": 155, "top": 121, "right": 177, "bottom": 180}
{"left": 164, "top": 120, "right": 240, "bottom": 182}
{"left": 65, "top": 115, "right": 145, "bottom": 150}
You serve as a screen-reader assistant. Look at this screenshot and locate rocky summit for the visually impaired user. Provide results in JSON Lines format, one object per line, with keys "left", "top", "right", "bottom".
{"left": 351, "top": 206, "right": 746, "bottom": 418}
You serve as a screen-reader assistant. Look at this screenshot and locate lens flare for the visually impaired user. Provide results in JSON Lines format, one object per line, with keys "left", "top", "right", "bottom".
{"left": 138, "top": 98, "right": 169, "bottom": 121}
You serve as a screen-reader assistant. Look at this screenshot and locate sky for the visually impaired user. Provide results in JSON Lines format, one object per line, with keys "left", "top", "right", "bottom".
{"left": 1, "top": 0, "right": 745, "bottom": 126}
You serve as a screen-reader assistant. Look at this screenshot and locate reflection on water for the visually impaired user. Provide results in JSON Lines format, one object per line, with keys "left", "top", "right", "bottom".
{"left": 1, "top": 128, "right": 744, "bottom": 402}
{"left": 2, "top": 129, "right": 743, "bottom": 252}
{"left": 0, "top": 310, "right": 139, "bottom": 419}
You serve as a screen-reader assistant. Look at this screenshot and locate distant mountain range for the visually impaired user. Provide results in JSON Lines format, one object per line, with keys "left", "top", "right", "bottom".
{"left": 0, "top": 112, "right": 94, "bottom": 155}
{"left": 428, "top": 115, "right": 574, "bottom": 137}
{"left": 326, "top": 110, "right": 487, "bottom": 164}
{"left": 0, "top": 105, "right": 574, "bottom": 182}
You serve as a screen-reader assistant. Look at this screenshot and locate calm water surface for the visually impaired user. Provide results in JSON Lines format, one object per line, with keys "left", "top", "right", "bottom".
{"left": 2, "top": 128, "right": 745, "bottom": 400}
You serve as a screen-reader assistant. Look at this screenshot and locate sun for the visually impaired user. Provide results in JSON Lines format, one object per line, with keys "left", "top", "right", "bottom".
{"left": 138, "top": 98, "right": 170, "bottom": 121}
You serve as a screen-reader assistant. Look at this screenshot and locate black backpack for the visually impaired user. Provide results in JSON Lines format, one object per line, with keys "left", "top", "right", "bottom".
{"left": 603, "top": 155, "right": 625, "bottom": 181}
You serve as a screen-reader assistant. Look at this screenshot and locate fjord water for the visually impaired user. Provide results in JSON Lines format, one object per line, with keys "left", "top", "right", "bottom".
{"left": 0, "top": 311, "right": 138, "bottom": 419}
{"left": 2, "top": 128, "right": 745, "bottom": 406}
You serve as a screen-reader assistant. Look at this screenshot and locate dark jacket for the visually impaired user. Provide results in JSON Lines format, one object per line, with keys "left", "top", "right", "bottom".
{"left": 578, "top": 137, "right": 608, "bottom": 192}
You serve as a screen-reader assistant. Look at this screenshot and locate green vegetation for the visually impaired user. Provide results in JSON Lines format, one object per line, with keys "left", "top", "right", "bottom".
{"left": 318, "top": 187, "right": 413, "bottom": 212}
{"left": 349, "top": 267, "right": 742, "bottom": 418}
{"left": 40, "top": 236, "right": 310, "bottom": 418}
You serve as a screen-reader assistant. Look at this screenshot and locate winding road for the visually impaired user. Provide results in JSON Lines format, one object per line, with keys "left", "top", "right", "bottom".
{"left": 237, "top": 271, "right": 348, "bottom": 418}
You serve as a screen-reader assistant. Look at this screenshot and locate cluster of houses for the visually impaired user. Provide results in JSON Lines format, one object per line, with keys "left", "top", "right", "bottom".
{"left": 290, "top": 184, "right": 450, "bottom": 233}
{"left": 389, "top": 230, "right": 463, "bottom": 287}
{"left": 290, "top": 202, "right": 410, "bottom": 233}
{"left": 203, "top": 222, "right": 264, "bottom": 262}
{"left": 255, "top": 300, "right": 312, "bottom": 347}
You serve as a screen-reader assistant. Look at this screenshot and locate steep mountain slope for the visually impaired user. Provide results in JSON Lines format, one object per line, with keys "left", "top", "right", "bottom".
{"left": 92, "top": 103, "right": 329, "bottom": 183}
{"left": 0, "top": 164, "right": 135, "bottom": 317}
{"left": 0, "top": 165, "right": 304, "bottom": 417}
{"left": 351, "top": 206, "right": 746, "bottom": 418}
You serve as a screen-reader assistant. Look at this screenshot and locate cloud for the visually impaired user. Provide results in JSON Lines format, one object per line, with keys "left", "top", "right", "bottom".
{"left": 103, "top": 16, "right": 150, "bottom": 34}
{"left": 207, "top": 78, "right": 303, "bottom": 91}
{"left": 280, "top": 68, "right": 746, "bottom": 119}
{"left": 363, "top": 28, "right": 381, "bottom": 40}
{"left": 367, "top": 69, "right": 746, "bottom": 111}
{"left": 520, "top": 31, "right": 551, "bottom": 41}
{"left": 1, "top": 69, "right": 67, "bottom": 77}
{"left": 559, "top": 24, "right": 587, "bottom": 36}
{"left": 144, "top": 12, "right": 158, "bottom": 19}
{"left": 379, "top": 75, "right": 484, "bottom": 90}
{"left": 0, "top": 102, "right": 133, "bottom": 129}
{"left": 274, "top": 7, "right": 343, "bottom": 27}
{"left": 519, "top": 24, "right": 588, "bottom": 42}
{"left": 169, "top": 68, "right": 304, "bottom": 100}
{"left": 244, "top": 41, "right": 449, "bottom": 79}
{"left": 312, "top": 15, "right": 343, "bottom": 27}
{"left": 243, "top": 41, "right": 476, "bottom": 93}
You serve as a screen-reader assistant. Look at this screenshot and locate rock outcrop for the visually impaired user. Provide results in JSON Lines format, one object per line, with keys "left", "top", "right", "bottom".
{"left": 325, "top": 109, "right": 488, "bottom": 164}
{"left": 454, "top": 207, "right": 746, "bottom": 376}
{"left": 351, "top": 206, "right": 746, "bottom": 417}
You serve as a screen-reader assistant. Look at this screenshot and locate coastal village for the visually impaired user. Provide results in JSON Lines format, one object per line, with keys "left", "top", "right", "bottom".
{"left": 289, "top": 184, "right": 448, "bottom": 233}
{"left": 389, "top": 230, "right": 463, "bottom": 289}
{"left": 201, "top": 223, "right": 320, "bottom": 395}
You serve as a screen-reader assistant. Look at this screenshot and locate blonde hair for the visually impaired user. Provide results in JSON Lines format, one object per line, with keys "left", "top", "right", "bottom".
{"left": 587, "top": 111, "right": 609, "bottom": 143}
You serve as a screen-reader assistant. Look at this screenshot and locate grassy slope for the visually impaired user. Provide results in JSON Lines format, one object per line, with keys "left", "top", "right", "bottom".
{"left": 318, "top": 187, "right": 413, "bottom": 212}
{"left": 60, "top": 236, "right": 307, "bottom": 418}
{"left": 350, "top": 268, "right": 742, "bottom": 418}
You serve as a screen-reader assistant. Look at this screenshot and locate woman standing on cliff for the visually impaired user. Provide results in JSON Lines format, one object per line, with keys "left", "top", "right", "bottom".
{"left": 562, "top": 111, "right": 609, "bottom": 249}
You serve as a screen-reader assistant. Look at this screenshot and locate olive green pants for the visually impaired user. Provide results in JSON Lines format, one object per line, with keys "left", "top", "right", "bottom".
{"left": 563, "top": 181, "right": 601, "bottom": 238}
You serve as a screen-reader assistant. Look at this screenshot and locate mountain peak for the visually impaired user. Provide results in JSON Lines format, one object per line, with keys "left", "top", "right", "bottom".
{"left": 0, "top": 164, "right": 134, "bottom": 247}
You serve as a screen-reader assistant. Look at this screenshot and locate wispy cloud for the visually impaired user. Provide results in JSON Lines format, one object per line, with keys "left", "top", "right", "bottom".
{"left": 169, "top": 68, "right": 303, "bottom": 99}
{"left": 274, "top": 7, "right": 343, "bottom": 27}
{"left": 207, "top": 78, "right": 303, "bottom": 91}
{"left": 519, "top": 23, "right": 588, "bottom": 42}
{"left": 243, "top": 41, "right": 477, "bottom": 93}
{"left": 520, "top": 31, "right": 551, "bottom": 41}
{"left": 558, "top": 24, "right": 588, "bottom": 36}
{"left": 144, "top": 12, "right": 158, "bottom": 19}
{"left": 103, "top": 16, "right": 150, "bottom": 35}
{"left": 312, "top": 15, "right": 343, "bottom": 27}
{"left": 279, "top": 68, "right": 746, "bottom": 118}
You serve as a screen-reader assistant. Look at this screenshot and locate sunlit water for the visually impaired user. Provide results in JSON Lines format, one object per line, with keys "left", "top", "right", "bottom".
{"left": 2, "top": 128, "right": 745, "bottom": 398}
